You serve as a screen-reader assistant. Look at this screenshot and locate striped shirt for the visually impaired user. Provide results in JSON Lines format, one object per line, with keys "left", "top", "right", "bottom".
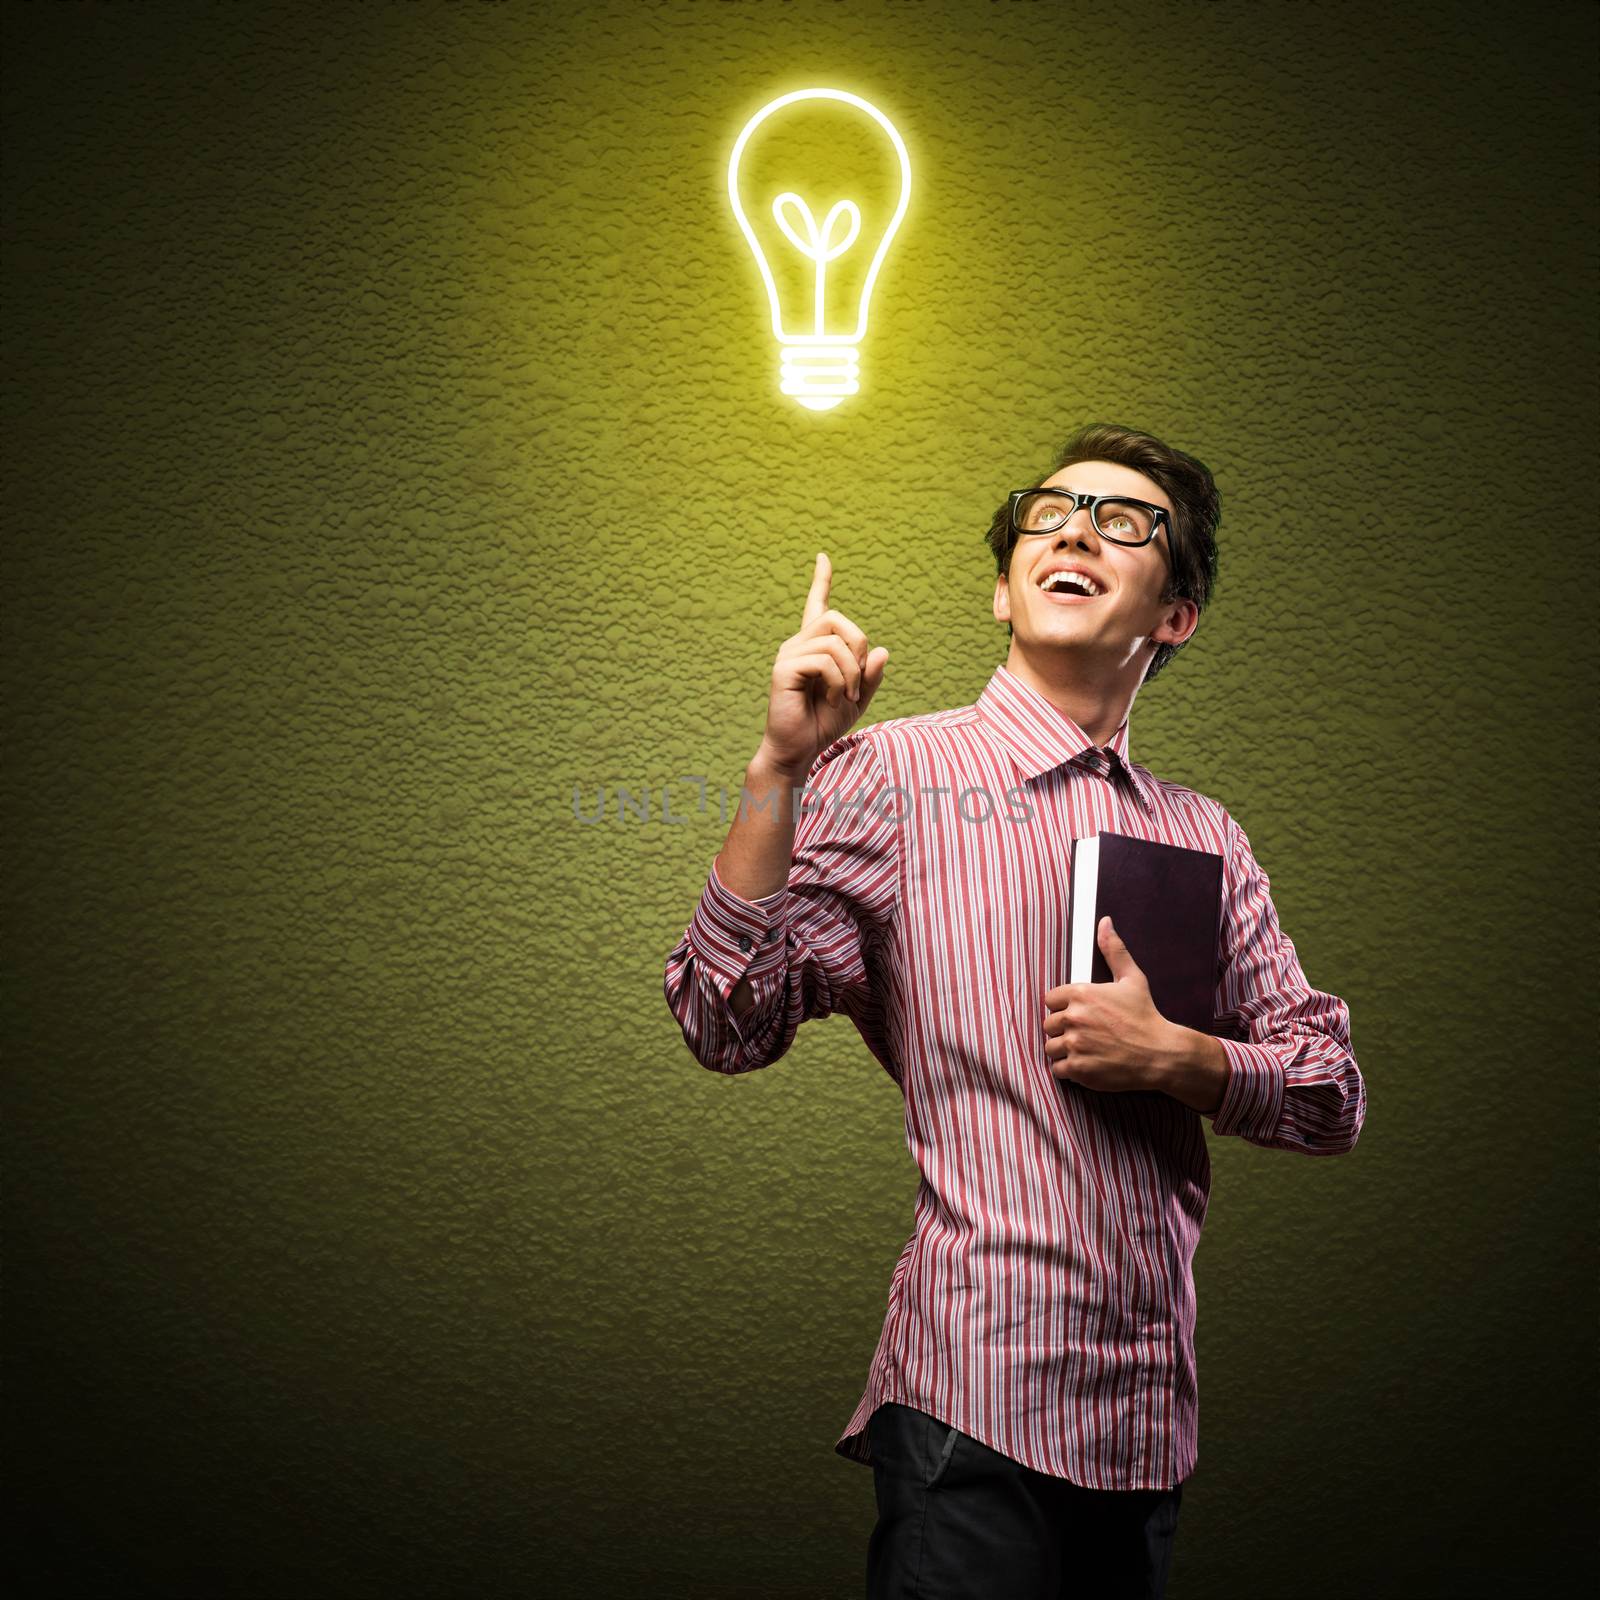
{"left": 662, "top": 661, "right": 1365, "bottom": 1490}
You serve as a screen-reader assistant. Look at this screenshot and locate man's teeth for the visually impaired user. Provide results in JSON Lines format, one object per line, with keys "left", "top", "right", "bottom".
{"left": 1040, "top": 572, "right": 1102, "bottom": 597}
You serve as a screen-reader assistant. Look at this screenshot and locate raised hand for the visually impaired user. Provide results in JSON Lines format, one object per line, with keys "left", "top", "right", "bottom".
{"left": 757, "top": 551, "right": 890, "bottom": 780}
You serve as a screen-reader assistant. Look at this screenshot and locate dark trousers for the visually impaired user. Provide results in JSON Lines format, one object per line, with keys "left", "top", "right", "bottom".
{"left": 866, "top": 1402, "right": 1184, "bottom": 1600}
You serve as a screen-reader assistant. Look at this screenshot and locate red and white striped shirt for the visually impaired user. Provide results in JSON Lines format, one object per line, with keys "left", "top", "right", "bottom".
{"left": 663, "top": 661, "right": 1365, "bottom": 1490}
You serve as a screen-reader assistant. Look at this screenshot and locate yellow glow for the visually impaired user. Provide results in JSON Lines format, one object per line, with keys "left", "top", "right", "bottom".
{"left": 727, "top": 87, "right": 912, "bottom": 411}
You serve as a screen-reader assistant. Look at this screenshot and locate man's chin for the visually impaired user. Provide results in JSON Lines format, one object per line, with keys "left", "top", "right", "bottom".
{"left": 1024, "top": 624, "right": 1100, "bottom": 645}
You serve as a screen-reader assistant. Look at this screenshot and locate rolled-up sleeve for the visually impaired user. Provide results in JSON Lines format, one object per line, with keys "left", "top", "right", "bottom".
{"left": 663, "top": 729, "right": 901, "bottom": 1075}
{"left": 1208, "top": 807, "right": 1366, "bottom": 1154}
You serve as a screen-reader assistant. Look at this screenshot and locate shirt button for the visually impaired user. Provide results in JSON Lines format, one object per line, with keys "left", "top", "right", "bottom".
{"left": 737, "top": 933, "right": 753, "bottom": 952}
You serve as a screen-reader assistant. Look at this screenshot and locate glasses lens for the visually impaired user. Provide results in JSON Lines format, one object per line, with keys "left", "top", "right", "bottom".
{"left": 1015, "top": 492, "right": 1155, "bottom": 544}
{"left": 1015, "top": 491, "right": 1073, "bottom": 534}
{"left": 1092, "top": 498, "right": 1155, "bottom": 543}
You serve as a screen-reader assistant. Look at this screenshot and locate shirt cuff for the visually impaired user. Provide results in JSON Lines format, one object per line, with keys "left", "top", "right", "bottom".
{"left": 685, "top": 856, "right": 790, "bottom": 1006}
{"left": 1211, "top": 1038, "right": 1286, "bottom": 1141}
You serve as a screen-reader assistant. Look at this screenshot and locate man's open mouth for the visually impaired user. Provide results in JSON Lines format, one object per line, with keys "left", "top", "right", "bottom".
{"left": 1036, "top": 570, "right": 1106, "bottom": 604}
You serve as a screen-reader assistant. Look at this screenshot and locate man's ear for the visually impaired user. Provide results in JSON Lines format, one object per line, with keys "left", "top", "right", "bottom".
{"left": 1158, "top": 596, "right": 1200, "bottom": 646}
{"left": 994, "top": 573, "right": 1010, "bottom": 624}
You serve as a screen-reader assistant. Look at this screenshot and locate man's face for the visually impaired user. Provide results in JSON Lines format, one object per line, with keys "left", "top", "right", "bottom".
{"left": 994, "top": 458, "right": 1197, "bottom": 658}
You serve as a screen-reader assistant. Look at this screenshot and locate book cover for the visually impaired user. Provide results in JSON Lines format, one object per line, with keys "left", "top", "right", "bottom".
{"left": 1066, "top": 829, "right": 1245, "bottom": 1040}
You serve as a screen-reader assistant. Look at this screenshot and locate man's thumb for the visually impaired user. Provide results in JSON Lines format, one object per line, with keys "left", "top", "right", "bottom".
{"left": 1098, "top": 915, "right": 1133, "bottom": 969}
{"left": 856, "top": 646, "right": 890, "bottom": 712}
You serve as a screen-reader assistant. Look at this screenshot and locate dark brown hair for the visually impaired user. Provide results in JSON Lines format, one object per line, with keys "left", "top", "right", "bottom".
{"left": 983, "top": 422, "right": 1222, "bottom": 686}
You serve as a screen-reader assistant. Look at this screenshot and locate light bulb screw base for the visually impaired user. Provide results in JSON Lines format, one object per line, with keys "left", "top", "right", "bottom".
{"left": 780, "top": 343, "right": 860, "bottom": 412}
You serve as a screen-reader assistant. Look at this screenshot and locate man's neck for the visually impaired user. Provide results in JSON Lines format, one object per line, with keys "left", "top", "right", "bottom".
{"left": 1003, "top": 646, "right": 1139, "bottom": 750}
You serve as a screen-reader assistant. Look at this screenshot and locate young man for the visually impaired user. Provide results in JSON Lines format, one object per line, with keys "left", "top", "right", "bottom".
{"left": 663, "top": 422, "right": 1366, "bottom": 1599}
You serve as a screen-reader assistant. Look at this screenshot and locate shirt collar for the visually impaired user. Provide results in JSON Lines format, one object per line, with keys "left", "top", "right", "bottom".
{"left": 974, "top": 662, "right": 1159, "bottom": 816}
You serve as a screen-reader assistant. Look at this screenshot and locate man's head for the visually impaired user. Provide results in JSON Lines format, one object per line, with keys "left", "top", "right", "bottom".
{"left": 985, "top": 423, "right": 1222, "bottom": 687}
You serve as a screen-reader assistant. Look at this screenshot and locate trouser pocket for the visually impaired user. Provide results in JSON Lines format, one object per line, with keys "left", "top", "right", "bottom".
{"left": 925, "top": 1416, "right": 961, "bottom": 1490}
{"left": 869, "top": 1403, "right": 965, "bottom": 1493}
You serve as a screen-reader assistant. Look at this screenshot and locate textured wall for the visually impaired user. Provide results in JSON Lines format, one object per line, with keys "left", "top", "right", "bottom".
{"left": 4, "top": 0, "right": 1595, "bottom": 1596}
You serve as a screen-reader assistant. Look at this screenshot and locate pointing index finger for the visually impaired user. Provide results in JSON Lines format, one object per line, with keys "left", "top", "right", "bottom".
{"left": 802, "top": 551, "right": 831, "bottom": 628}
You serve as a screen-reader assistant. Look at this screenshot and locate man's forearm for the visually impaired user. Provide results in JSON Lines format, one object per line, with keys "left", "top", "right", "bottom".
{"left": 715, "top": 748, "right": 807, "bottom": 1018}
{"left": 715, "top": 748, "right": 806, "bottom": 901}
{"left": 1154, "top": 1025, "right": 1231, "bottom": 1115}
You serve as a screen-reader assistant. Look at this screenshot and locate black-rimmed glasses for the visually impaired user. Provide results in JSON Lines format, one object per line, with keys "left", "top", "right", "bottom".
{"left": 1007, "top": 488, "right": 1173, "bottom": 573}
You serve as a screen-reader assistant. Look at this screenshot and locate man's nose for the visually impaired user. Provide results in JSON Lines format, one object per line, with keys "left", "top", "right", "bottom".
{"left": 1054, "top": 512, "right": 1099, "bottom": 543}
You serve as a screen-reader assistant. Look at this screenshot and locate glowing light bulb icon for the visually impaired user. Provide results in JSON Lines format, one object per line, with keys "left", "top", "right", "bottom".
{"left": 727, "top": 88, "right": 911, "bottom": 412}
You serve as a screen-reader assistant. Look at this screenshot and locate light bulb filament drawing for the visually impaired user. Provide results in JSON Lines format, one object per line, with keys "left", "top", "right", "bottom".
{"left": 727, "top": 88, "right": 911, "bottom": 412}
{"left": 771, "top": 194, "right": 862, "bottom": 336}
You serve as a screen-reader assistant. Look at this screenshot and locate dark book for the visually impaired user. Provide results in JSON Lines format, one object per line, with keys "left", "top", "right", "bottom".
{"left": 1066, "top": 829, "right": 1248, "bottom": 1041}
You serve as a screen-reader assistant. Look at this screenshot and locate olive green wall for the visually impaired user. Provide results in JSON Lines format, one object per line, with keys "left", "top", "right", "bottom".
{"left": 5, "top": 1, "right": 1595, "bottom": 1596}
